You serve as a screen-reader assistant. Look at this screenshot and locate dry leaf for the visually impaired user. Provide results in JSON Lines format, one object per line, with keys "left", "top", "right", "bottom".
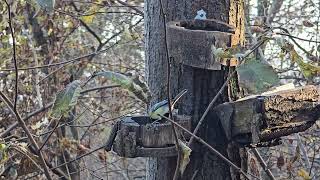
{"left": 249, "top": 157, "right": 260, "bottom": 176}
{"left": 302, "top": 20, "right": 314, "bottom": 27}
{"left": 251, "top": 26, "right": 265, "bottom": 33}
{"left": 277, "top": 153, "right": 285, "bottom": 169}
{"left": 291, "top": 146, "right": 301, "bottom": 163}
{"left": 178, "top": 140, "right": 192, "bottom": 175}
{"left": 77, "top": 144, "right": 90, "bottom": 155}
{"left": 98, "top": 151, "right": 107, "bottom": 162}
{"left": 297, "top": 169, "right": 311, "bottom": 180}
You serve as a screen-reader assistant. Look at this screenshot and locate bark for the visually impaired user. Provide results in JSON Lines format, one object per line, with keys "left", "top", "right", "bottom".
{"left": 145, "top": 0, "right": 244, "bottom": 179}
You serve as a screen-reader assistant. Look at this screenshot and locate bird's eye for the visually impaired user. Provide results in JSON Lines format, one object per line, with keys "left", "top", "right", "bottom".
{"left": 200, "top": 14, "right": 203, "bottom": 17}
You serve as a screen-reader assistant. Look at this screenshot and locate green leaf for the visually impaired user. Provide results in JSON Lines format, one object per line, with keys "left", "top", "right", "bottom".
{"left": 237, "top": 59, "right": 280, "bottom": 94}
{"left": 92, "top": 71, "right": 151, "bottom": 103}
{"left": 212, "top": 45, "right": 245, "bottom": 59}
{"left": 80, "top": 15, "right": 95, "bottom": 24}
{"left": 296, "top": 58, "right": 320, "bottom": 80}
{"left": 50, "top": 80, "right": 82, "bottom": 119}
{"left": 0, "top": 143, "right": 8, "bottom": 164}
{"left": 178, "top": 140, "right": 192, "bottom": 175}
{"left": 280, "top": 40, "right": 320, "bottom": 80}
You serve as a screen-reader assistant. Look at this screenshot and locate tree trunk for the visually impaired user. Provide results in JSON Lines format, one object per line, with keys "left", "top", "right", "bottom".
{"left": 145, "top": 0, "right": 245, "bottom": 180}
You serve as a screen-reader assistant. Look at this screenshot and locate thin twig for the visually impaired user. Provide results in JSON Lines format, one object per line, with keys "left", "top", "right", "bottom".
{"left": 28, "top": 145, "right": 70, "bottom": 179}
{"left": 51, "top": 145, "right": 105, "bottom": 170}
{"left": 39, "top": 84, "right": 122, "bottom": 150}
{"left": 62, "top": 150, "right": 72, "bottom": 180}
{"left": 0, "top": 50, "right": 97, "bottom": 71}
{"left": 115, "top": 0, "right": 144, "bottom": 16}
{"left": 38, "top": 117, "right": 62, "bottom": 151}
{"left": 11, "top": 146, "right": 43, "bottom": 173}
{"left": 0, "top": 40, "right": 123, "bottom": 72}
{"left": 55, "top": 8, "right": 142, "bottom": 17}
{"left": 104, "top": 121, "right": 120, "bottom": 151}
{"left": 252, "top": 148, "right": 276, "bottom": 180}
{"left": 275, "top": 32, "right": 320, "bottom": 43}
{"left": 4, "top": 0, "right": 18, "bottom": 110}
{"left": 0, "top": 102, "right": 54, "bottom": 138}
{"left": 309, "top": 145, "right": 317, "bottom": 176}
{"left": 80, "top": 85, "right": 120, "bottom": 94}
{"left": 160, "top": 115, "right": 261, "bottom": 180}
{"left": 295, "top": 133, "right": 313, "bottom": 176}
{"left": 159, "top": 0, "right": 181, "bottom": 179}
{"left": 6, "top": 111, "right": 128, "bottom": 143}
{"left": 273, "top": 27, "right": 315, "bottom": 56}
{"left": 2, "top": 1, "right": 52, "bottom": 179}
{"left": 0, "top": 84, "right": 119, "bottom": 138}
{"left": 0, "top": 91, "right": 52, "bottom": 179}
{"left": 71, "top": 2, "right": 102, "bottom": 45}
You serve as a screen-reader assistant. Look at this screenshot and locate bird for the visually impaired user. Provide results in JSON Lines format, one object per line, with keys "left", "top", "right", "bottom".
{"left": 148, "top": 89, "right": 188, "bottom": 121}
{"left": 194, "top": 9, "right": 207, "bottom": 20}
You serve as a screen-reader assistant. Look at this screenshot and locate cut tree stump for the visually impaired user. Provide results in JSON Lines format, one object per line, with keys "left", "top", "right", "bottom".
{"left": 214, "top": 85, "right": 320, "bottom": 146}
{"left": 111, "top": 115, "right": 191, "bottom": 158}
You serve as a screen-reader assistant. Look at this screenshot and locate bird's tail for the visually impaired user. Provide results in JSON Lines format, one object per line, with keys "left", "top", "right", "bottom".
{"left": 171, "top": 89, "right": 188, "bottom": 109}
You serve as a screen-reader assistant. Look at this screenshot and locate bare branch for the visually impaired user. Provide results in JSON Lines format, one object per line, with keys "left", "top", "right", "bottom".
{"left": 252, "top": 148, "right": 276, "bottom": 180}
{"left": 116, "top": 0, "right": 144, "bottom": 16}
{"left": 0, "top": 84, "right": 119, "bottom": 138}
{"left": 159, "top": 0, "right": 181, "bottom": 179}
{"left": 51, "top": 145, "right": 105, "bottom": 170}
{"left": 4, "top": 0, "right": 18, "bottom": 110}
{"left": 0, "top": 91, "right": 52, "bottom": 179}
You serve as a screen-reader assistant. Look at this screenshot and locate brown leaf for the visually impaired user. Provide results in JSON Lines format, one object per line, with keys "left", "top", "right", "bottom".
{"left": 287, "top": 160, "right": 293, "bottom": 172}
{"left": 277, "top": 153, "right": 285, "bottom": 169}
{"left": 302, "top": 20, "right": 314, "bottom": 27}
{"left": 251, "top": 26, "right": 265, "bottom": 33}
{"left": 249, "top": 157, "right": 260, "bottom": 176}
{"left": 291, "top": 146, "right": 301, "bottom": 163}
{"left": 253, "top": 17, "right": 264, "bottom": 26}
{"left": 98, "top": 151, "right": 107, "bottom": 162}
{"left": 77, "top": 144, "right": 90, "bottom": 155}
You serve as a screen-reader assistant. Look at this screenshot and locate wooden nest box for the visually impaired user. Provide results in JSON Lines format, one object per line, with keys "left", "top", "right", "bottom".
{"left": 214, "top": 85, "right": 320, "bottom": 147}
{"left": 167, "top": 19, "right": 237, "bottom": 70}
{"left": 109, "top": 115, "right": 191, "bottom": 158}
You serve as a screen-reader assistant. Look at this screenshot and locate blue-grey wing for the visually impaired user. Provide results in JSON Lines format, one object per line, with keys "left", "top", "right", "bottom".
{"left": 149, "top": 100, "right": 168, "bottom": 113}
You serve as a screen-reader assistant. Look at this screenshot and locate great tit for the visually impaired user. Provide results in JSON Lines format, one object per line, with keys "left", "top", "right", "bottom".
{"left": 148, "top": 89, "right": 188, "bottom": 120}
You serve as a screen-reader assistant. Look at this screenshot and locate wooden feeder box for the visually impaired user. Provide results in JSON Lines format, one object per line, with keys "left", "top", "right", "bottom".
{"left": 213, "top": 85, "right": 320, "bottom": 147}
{"left": 167, "top": 19, "right": 236, "bottom": 70}
{"left": 111, "top": 115, "right": 191, "bottom": 158}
